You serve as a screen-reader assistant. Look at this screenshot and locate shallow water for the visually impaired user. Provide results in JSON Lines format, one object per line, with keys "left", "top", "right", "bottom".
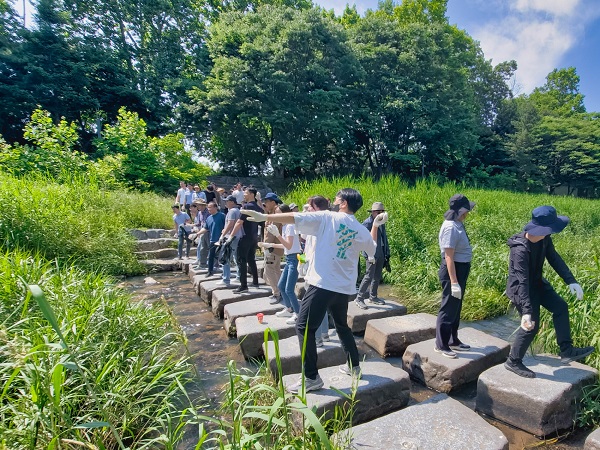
{"left": 120, "top": 271, "right": 588, "bottom": 449}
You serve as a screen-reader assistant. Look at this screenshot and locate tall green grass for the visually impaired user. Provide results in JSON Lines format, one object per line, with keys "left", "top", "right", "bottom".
{"left": 0, "top": 172, "right": 174, "bottom": 275}
{"left": 0, "top": 249, "right": 198, "bottom": 449}
{"left": 285, "top": 176, "right": 600, "bottom": 365}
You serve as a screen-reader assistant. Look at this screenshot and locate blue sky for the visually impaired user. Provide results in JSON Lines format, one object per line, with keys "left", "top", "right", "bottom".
{"left": 314, "top": 0, "right": 600, "bottom": 112}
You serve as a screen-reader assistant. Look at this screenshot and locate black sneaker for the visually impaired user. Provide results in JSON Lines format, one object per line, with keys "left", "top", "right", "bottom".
{"left": 205, "top": 272, "right": 214, "bottom": 278}
{"left": 354, "top": 298, "right": 368, "bottom": 310}
{"left": 250, "top": 282, "right": 261, "bottom": 288}
{"left": 560, "top": 346, "right": 595, "bottom": 364}
{"left": 449, "top": 342, "right": 471, "bottom": 351}
{"left": 504, "top": 359, "right": 536, "bottom": 378}
{"left": 367, "top": 297, "right": 385, "bottom": 305}
{"left": 233, "top": 287, "right": 249, "bottom": 294}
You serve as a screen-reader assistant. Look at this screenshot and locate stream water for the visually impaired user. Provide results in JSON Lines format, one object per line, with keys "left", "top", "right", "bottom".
{"left": 119, "top": 271, "right": 588, "bottom": 449}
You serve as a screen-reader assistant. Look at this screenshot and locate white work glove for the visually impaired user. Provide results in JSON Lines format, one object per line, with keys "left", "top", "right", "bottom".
{"left": 373, "top": 212, "right": 389, "bottom": 227}
{"left": 241, "top": 209, "right": 267, "bottom": 222}
{"left": 226, "top": 235, "right": 234, "bottom": 244}
{"left": 568, "top": 283, "right": 584, "bottom": 300}
{"left": 266, "top": 224, "right": 280, "bottom": 237}
{"left": 521, "top": 314, "right": 535, "bottom": 331}
{"left": 451, "top": 283, "right": 462, "bottom": 298}
{"left": 367, "top": 256, "right": 376, "bottom": 264}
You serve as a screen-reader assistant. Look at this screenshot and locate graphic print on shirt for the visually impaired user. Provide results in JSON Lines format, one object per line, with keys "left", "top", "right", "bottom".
{"left": 336, "top": 223, "right": 358, "bottom": 259}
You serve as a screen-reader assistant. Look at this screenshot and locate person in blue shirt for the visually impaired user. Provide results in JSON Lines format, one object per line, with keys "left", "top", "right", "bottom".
{"left": 196, "top": 202, "right": 225, "bottom": 276}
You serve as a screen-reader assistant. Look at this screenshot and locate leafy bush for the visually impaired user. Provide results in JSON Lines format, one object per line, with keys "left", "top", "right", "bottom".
{"left": 0, "top": 172, "right": 173, "bottom": 275}
{"left": 0, "top": 249, "right": 196, "bottom": 449}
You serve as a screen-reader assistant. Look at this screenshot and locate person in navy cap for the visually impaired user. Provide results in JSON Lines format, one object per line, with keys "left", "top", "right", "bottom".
{"left": 504, "top": 205, "right": 594, "bottom": 378}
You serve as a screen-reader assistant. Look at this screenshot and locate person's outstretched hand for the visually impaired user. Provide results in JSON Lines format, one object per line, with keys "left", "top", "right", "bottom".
{"left": 373, "top": 212, "right": 388, "bottom": 227}
{"left": 241, "top": 209, "right": 267, "bottom": 222}
{"left": 266, "top": 224, "right": 280, "bottom": 237}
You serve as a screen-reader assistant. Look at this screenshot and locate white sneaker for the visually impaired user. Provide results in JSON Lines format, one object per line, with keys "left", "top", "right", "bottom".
{"left": 285, "top": 313, "right": 298, "bottom": 324}
{"left": 275, "top": 308, "right": 293, "bottom": 318}
{"left": 287, "top": 375, "right": 324, "bottom": 394}
{"left": 268, "top": 295, "right": 280, "bottom": 305}
{"left": 215, "top": 280, "right": 229, "bottom": 286}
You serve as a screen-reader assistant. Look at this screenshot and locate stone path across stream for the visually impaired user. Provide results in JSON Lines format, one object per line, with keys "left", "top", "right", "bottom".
{"left": 124, "top": 229, "right": 597, "bottom": 449}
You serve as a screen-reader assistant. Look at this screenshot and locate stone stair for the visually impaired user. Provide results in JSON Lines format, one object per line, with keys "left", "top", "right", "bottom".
{"left": 128, "top": 228, "right": 599, "bottom": 448}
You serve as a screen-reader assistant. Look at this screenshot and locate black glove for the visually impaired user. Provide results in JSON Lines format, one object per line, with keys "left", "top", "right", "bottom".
{"left": 384, "top": 256, "right": 391, "bottom": 272}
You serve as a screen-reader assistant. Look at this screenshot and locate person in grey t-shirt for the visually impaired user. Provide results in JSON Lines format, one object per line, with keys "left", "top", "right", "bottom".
{"left": 435, "top": 194, "right": 475, "bottom": 359}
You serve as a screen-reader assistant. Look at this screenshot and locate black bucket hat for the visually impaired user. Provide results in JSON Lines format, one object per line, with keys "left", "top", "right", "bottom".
{"left": 444, "top": 194, "right": 475, "bottom": 221}
{"left": 523, "top": 205, "right": 569, "bottom": 236}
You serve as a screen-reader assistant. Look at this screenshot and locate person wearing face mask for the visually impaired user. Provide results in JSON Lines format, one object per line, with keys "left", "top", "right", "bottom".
{"left": 435, "top": 194, "right": 475, "bottom": 359}
{"left": 355, "top": 202, "right": 390, "bottom": 310}
{"left": 504, "top": 206, "right": 594, "bottom": 378}
{"left": 241, "top": 188, "right": 377, "bottom": 394}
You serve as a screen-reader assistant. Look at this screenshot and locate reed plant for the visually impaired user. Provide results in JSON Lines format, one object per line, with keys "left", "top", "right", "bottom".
{"left": 0, "top": 172, "right": 173, "bottom": 275}
{"left": 0, "top": 249, "right": 198, "bottom": 449}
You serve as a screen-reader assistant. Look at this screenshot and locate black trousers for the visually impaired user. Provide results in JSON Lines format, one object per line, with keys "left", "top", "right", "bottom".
{"left": 236, "top": 236, "right": 258, "bottom": 289}
{"left": 436, "top": 260, "right": 471, "bottom": 350}
{"left": 296, "top": 285, "right": 359, "bottom": 380}
{"left": 509, "top": 282, "right": 572, "bottom": 361}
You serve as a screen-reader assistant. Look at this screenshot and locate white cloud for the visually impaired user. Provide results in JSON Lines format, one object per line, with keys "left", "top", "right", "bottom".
{"left": 471, "top": 0, "right": 598, "bottom": 93}
{"left": 513, "top": 0, "right": 580, "bottom": 16}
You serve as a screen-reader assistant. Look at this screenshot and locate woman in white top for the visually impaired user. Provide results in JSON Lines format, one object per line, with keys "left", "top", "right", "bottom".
{"left": 264, "top": 204, "right": 302, "bottom": 324}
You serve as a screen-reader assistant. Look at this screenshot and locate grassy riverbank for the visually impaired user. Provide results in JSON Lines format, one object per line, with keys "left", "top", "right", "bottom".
{"left": 286, "top": 176, "right": 600, "bottom": 369}
{"left": 0, "top": 172, "right": 173, "bottom": 275}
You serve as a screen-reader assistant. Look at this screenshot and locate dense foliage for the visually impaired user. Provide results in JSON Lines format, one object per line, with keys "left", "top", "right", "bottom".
{"left": 0, "top": 250, "right": 196, "bottom": 449}
{"left": 1, "top": 0, "right": 600, "bottom": 195}
{"left": 0, "top": 171, "right": 173, "bottom": 275}
{"left": 285, "top": 176, "right": 600, "bottom": 369}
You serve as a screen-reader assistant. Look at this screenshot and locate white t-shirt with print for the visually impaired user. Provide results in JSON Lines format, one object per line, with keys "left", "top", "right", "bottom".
{"left": 294, "top": 211, "right": 376, "bottom": 295}
{"left": 282, "top": 224, "right": 302, "bottom": 255}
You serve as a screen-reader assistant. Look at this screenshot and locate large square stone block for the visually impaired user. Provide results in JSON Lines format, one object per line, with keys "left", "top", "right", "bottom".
{"left": 364, "top": 313, "right": 437, "bottom": 357}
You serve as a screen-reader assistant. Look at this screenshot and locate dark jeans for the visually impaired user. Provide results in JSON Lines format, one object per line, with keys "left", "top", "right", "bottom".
{"left": 436, "top": 260, "right": 471, "bottom": 350}
{"left": 207, "top": 241, "right": 218, "bottom": 274}
{"left": 509, "top": 282, "right": 572, "bottom": 361}
{"left": 357, "top": 255, "right": 385, "bottom": 300}
{"left": 296, "top": 285, "right": 359, "bottom": 380}
{"left": 236, "top": 236, "right": 258, "bottom": 289}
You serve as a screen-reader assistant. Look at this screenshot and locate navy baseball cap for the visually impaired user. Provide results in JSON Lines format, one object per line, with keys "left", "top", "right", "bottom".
{"left": 264, "top": 193, "right": 282, "bottom": 204}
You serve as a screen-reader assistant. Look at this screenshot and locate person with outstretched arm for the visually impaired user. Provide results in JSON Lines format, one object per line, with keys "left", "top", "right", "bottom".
{"left": 242, "top": 188, "right": 380, "bottom": 394}
{"left": 504, "top": 205, "right": 594, "bottom": 378}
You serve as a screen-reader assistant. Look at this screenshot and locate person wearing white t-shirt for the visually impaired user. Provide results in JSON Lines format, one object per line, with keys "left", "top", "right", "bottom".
{"left": 262, "top": 204, "right": 302, "bottom": 325}
{"left": 241, "top": 188, "right": 379, "bottom": 394}
{"left": 175, "top": 181, "right": 186, "bottom": 206}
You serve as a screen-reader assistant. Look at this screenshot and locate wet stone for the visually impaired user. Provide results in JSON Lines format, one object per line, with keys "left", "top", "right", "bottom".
{"left": 334, "top": 393, "right": 508, "bottom": 450}
{"left": 223, "top": 297, "right": 284, "bottom": 336}
{"left": 192, "top": 274, "right": 226, "bottom": 298}
{"left": 200, "top": 279, "right": 240, "bottom": 304}
{"left": 346, "top": 300, "right": 407, "bottom": 333}
{"left": 476, "top": 355, "right": 598, "bottom": 437}
{"left": 263, "top": 334, "right": 347, "bottom": 378}
{"left": 283, "top": 358, "right": 411, "bottom": 429}
{"left": 211, "top": 285, "right": 271, "bottom": 319}
{"left": 139, "top": 259, "right": 180, "bottom": 272}
{"left": 364, "top": 313, "right": 437, "bottom": 358}
{"left": 235, "top": 314, "right": 297, "bottom": 359}
{"left": 402, "top": 327, "right": 510, "bottom": 393}
{"left": 585, "top": 428, "right": 600, "bottom": 450}
{"left": 135, "top": 248, "right": 178, "bottom": 259}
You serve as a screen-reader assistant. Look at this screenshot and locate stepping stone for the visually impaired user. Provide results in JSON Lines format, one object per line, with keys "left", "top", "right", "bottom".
{"left": 476, "top": 355, "right": 598, "bottom": 437}
{"left": 139, "top": 259, "right": 180, "bottom": 272}
{"left": 192, "top": 274, "right": 225, "bottom": 297}
{"left": 263, "top": 334, "right": 347, "bottom": 378}
{"left": 135, "top": 248, "right": 178, "bottom": 259}
{"left": 364, "top": 313, "right": 437, "bottom": 357}
{"left": 283, "top": 358, "right": 411, "bottom": 428}
{"left": 333, "top": 393, "right": 508, "bottom": 450}
{"left": 129, "top": 229, "right": 148, "bottom": 240}
{"left": 145, "top": 228, "right": 170, "bottom": 239}
{"left": 223, "top": 297, "right": 283, "bottom": 335}
{"left": 346, "top": 300, "right": 407, "bottom": 333}
{"left": 585, "top": 428, "right": 600, "bottom": 450}
{"left": 200, "top": 279, "right": 241, "bottom": 304}
{"left": 236, "top": 314, "right": 297, "bottom": 359}
{"left": 402, "top": 327, "right": 510, "bottom": 393}
{"left": 135, "top": 238, "right": 177, "bottom": 252}
{"left": 211, "top": 285, "right": 271, "bottom": 318}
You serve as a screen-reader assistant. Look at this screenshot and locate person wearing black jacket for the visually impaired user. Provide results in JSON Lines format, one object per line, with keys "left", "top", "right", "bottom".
{"left": 505, "top": 205, "right": 594, "bottom": 378}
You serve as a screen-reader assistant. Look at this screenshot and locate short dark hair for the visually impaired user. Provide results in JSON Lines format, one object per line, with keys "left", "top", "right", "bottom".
{"left": 308, "top": 195, "right": 329, "bottom": 211}
{"left": 336, "top": 188, "right": 363, "bottom": 213}
{"left": 207, "top": 202, "right": 218, "bottom": 208}
{"left": 279, "top": 204, "right": 291, "bottom": 213}
{"left": 245, "top": 187, "right": 257, "bottom": 197}
{"left": 172, "top": 204, "right": 180, "bottom": 209}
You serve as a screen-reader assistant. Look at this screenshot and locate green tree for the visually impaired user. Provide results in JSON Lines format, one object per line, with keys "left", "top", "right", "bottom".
{"left": 529, "top": 67, "right": 586, "bottom": 116}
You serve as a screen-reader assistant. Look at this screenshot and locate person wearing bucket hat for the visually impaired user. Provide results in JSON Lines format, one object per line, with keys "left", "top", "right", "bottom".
{"left": 435, "top": 194, "right": 476, "bottom": 359}
{"left": 504, "top": 206, "right": 594, "bottom": 378}
{"left": 355, "top": 202, "right": 390, "bottom": 310}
